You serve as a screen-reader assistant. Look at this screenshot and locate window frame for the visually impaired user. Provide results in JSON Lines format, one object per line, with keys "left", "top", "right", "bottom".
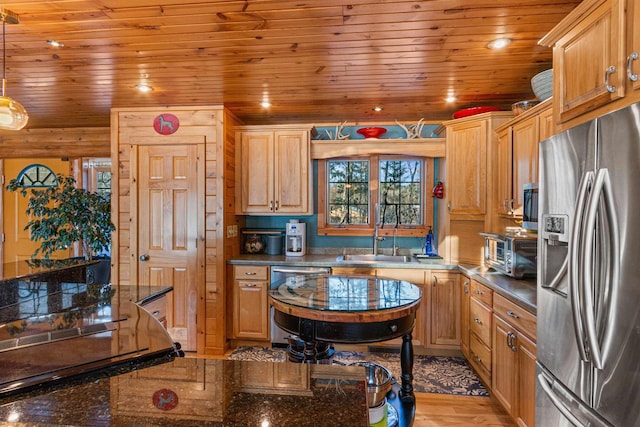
{"left": 317, "top": 155, "right": 434, "bottom": 237}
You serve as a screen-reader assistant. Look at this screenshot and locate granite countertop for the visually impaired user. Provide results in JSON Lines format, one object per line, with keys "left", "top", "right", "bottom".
{"left": 228, "top": 253, "right": 457, "bottom": 270}
{"left": 229, "top": 254, "right": 537, "bottom": 313}
{"left": 0, "top": 358, "right": 369, "bottom": 426}
{"left": 0, "top": 258, "right": 98, "bottom": 284}
{"left": 0, "top": 269, "right": 177, "bottom": 400}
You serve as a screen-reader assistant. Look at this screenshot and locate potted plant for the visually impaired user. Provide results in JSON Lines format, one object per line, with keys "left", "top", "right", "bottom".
{"left": 7, "top": 173, "right": 116, "bottom": 284}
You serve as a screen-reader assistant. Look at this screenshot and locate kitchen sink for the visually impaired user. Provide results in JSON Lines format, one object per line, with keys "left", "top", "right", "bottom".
{"left": 335, "top": 254, "right": 412, "bottom": 263}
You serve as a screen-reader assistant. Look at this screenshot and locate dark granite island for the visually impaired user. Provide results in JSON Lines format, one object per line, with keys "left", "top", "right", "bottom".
{"left": 0, "top": 358, "right": 369, "bottom": 426}
{"left": 0, "top": 260, "right": 371, "bottom": 426}
{"left": 0, "top": 259, "right": 179, "bottom": 399}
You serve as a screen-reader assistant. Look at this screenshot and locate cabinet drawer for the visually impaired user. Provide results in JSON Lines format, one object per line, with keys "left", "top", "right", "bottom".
{"left": 469, "top": 333, "right": 492, "bottom": 384}
{"left": 234, "top": 265, "right": 268, "bottom": 281}
{"left": 470, "top": 279, "right": 493, "bottom": 307}
{"left": 493, "top": 293, "right": 536, "bottom": 340}
{"left": 470, "top": 298, "right": 492, "bottom": 345}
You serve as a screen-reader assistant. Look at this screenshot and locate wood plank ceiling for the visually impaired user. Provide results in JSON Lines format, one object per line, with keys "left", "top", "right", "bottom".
{"left": 0, "top": 0, "right": 581, "bottom": 129}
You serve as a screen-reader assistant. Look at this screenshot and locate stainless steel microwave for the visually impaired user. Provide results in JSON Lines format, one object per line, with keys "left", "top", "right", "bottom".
{"left": 479, "top": 232, "right": 537, "bottom": 278}
{"left": 522, "top": 183, "right": 538, "bottom": 231}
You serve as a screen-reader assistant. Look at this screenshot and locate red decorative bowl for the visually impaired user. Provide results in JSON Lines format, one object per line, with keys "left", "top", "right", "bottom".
{"left": 452, "top": 106, "right": 501, "bottom": 119}
{"left": 357, "top": 127, "right": 387, "bottom": 139}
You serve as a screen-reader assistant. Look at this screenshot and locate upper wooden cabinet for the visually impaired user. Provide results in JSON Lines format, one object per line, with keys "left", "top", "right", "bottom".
{"left": 493, "top": 102, "right": 551, "bottom": 227}
{"left": 236, "top": 125, "right": 313, "bottom": 215}
{"left": 442, "top": 112, "right": 512, "bottom": 263}
{"left": 540, "top": 0, "right": 640, "bottom": 127}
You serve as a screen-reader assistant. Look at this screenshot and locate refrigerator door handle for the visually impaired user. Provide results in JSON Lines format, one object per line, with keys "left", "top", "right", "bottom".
{"left": 581, "top": 168, "right": 620, "bottom": 370}
{"left": 537, "top": 373, "right": 585, "bottom": 426}
{"left": 570, "top": 171, "right": 593, "bottom": 362}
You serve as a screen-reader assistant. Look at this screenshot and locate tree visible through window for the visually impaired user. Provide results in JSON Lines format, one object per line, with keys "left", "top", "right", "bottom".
{"left": 328, "top": 160, "right": 369, "bottom": 225}
{"left": 323, "top": 156, "right": 428, "bottom": 233}
{"left": 379, "top": 159, "right": 422, "bottom": 226}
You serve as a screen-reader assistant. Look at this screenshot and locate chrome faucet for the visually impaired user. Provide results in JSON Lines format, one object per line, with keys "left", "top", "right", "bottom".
{"left": 373, "top": 203, "right": 385, "bottom": 255}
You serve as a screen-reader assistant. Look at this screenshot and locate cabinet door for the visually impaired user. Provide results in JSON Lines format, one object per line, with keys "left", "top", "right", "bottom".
{"left": 273, "top": 130, "right": 310, "bottom": 213}
{"left": 233, "top": 280, "right": 269, "bottom": 339}
{"left": 552, "top": 0, "right": 625, "bottom": 123}
{"left": 429, "top": 272, "right": 460, "bottom": 348}
{"left": 492, "top": 314, "right": 517, "bottom": 417}
{"left": 512, "top": 116, "right": 539, "bottom": 210}
{"left": 446, "top": 120, "right": 487, "bottom": 217}
{"left": 460, "top": 274, "right": 471, "bottom": 358}
{"left": 516, "top": 332, "right": 537, "bottom": 427}
{"left": 495, "top": 127, "right": 513, "bottom": 215}
{"left": 538, "top": 104, "right": 555, "bottom": 141}
{"left": 239, "top": 131, "right": 274, "bottom": 213}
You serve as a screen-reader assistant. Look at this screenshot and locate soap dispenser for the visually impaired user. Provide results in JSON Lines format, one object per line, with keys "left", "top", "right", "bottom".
{"left": 425, "top": 226, "right": 437, "bottom": 256}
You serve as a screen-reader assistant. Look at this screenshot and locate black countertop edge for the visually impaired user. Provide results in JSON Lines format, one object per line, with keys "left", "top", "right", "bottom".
{"left": 0, "top": 350, "right": 177, "bottom": 405}
{"left": 135, "top": 286, "right": 174, "bottom": 305}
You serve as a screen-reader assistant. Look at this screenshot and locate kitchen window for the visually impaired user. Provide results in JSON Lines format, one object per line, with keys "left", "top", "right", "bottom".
{"left": 317, "top": 155, "right": 434, "bottom": 236}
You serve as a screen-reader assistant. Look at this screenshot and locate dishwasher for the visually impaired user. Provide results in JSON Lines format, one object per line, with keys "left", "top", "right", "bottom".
{"left": 269, "top": 265, "right": 331, "bottom": 347}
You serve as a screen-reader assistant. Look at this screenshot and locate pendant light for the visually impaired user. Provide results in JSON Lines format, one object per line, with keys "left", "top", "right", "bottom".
{"left": 0, "top": 9, "right": 28, "bottom": 131}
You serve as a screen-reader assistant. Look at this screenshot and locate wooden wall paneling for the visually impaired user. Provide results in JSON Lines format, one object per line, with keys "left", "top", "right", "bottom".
{"left": 111, "top": 105, "right": 225, "bottom": 355}
{"left": 0, "top": 128, "right": 110, "bottom": 158}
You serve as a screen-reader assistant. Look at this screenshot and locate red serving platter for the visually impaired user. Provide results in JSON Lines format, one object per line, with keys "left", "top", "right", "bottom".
{"left": 452, "top": 106, "right": 501, "bottom": 119}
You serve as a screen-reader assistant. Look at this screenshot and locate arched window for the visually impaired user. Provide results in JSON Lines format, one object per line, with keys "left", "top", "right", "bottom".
{"left": 14, "top": 164, "right": 58, "bottom": 188}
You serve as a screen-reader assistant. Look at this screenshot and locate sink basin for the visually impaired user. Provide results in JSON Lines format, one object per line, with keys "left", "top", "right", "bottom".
{"left": 335, "top": 254, "right": 412, "bottom": 263}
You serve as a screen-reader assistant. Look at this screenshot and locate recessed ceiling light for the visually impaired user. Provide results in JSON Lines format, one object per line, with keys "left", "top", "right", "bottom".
{"left": 261, "top": 100, "right": 271, "bottom": 108}
{"left": 487, "top": 38, "right": 512, "bottom": 50}
{"left": 445, "top": 95, "right": 457, "bottom": 103}
{"left": 135, "top": 84, "right": 153, "bottom": 93}
{"left": 372, "top": 106, "right": 383, "bottom": 112}
{"left": 46, "top": 39, "right": 64, "bottom": 47}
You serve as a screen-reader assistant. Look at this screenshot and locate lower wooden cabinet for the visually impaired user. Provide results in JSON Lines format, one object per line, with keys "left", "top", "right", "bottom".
{"left": 368, "top": 269, "right": 460, "bottom": 351}
{"left": 428, "top": 271, "right": 461, "bottom": 348}
{"left": 460, "top": 274, "right": 471, "bottom": 358}
{"left": 466, "top": 279, "right": 493, "bottom": 386}
{"left": 140, "top": 294, "right": 168, "bottom": 327}
{"left": 233, "top": 265, "right": 269, "bottom": 340}
{"left": 492, "top": 296, "right": 537, "bottom": 427}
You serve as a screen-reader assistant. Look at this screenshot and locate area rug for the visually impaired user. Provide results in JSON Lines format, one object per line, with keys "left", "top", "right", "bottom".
{"left": 228, "top": 346, "right": 488, "bottom": 396}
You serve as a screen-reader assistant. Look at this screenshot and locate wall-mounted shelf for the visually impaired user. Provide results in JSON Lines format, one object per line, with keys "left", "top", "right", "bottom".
{"left": 310, "top": 138, "right": 445, "bottom": 159}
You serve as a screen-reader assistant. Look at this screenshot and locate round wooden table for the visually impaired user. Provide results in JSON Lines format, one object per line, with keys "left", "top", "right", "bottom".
{"left": 269, "top": 273, "right": 422, "bottom": 406}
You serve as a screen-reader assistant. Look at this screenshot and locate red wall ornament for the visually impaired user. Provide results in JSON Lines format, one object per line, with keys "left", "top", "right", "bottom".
{"left": 152, "top": 388, "right": 179, "bottom": 411}
{"left": 153, "top": 114, "right": 180, "bottom": 135}
{"left": 432, "top": 181, "right": 444, "bottom": 199}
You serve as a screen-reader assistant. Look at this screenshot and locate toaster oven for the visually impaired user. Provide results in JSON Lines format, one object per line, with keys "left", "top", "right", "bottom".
{"left": 479, "top": 232, "right": 537, "bottom": 278}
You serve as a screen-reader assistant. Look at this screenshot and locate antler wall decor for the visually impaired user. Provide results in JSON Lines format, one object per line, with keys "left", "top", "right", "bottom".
{"left": 396, "top": 119, "right": 425, "bottom": 139}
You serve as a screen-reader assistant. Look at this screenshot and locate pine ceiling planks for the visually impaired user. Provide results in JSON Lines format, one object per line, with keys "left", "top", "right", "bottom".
{"left": 0, "top": 0, "right": 581, "bottom": 128}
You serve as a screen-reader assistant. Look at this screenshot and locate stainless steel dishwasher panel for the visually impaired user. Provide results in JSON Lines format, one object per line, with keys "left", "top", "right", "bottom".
{"left": 269, "top": 266, "right": 331, "bottom": 346}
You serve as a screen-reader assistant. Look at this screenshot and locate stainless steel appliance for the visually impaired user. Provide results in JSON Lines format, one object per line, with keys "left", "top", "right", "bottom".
{"left": 537, "top": 102, "right": 640, "bottom": 426}
{"left": 522, "top": 182, "right": 539, "bottom": 231}
{"left": 269, "top": 265, "right": 331, "bottom": 346}
{"left": 479, "top": 232, "right": 537, "bottom": 278}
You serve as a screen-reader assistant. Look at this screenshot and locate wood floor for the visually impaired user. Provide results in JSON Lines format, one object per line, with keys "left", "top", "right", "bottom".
{"left": 414, "top": 392, "right": 515, "bottom": 426}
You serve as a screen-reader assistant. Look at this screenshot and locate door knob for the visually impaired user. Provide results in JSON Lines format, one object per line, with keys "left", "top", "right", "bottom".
{"left": 139, "top": 254, "right": 150, "bottom": 261}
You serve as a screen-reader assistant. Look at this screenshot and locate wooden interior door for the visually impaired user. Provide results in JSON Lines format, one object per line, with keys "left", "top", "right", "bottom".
{"left": 136, "top": 145, "right": 201, "bottom": 351}
{"left": 3, "top": 159, "right": 70, "bottom": 263}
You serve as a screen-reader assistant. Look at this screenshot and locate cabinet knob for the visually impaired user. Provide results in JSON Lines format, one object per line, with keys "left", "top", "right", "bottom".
{"left": 474, "top": 317, "right": 482, "bottom": 324}
{"left": 506, "top": 310, "right": 520, "bottom": 319}
{"left": 628, "top": 52, "right": 639, "bottom": 82}
{"left": 474, "top": 289, "right": 484, "bottom": 295}
{"left": 244, "top": 272, "right": 257, "bottom": 276}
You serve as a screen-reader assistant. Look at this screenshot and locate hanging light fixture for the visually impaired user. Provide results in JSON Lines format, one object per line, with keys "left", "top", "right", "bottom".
{"left": 0, "top": 8, "right": 27, "bottom": 131}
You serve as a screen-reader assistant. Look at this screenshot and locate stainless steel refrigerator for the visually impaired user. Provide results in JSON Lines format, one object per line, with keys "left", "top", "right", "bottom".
{"left": 537, "top": 102, "right": 640, "bottom": 427}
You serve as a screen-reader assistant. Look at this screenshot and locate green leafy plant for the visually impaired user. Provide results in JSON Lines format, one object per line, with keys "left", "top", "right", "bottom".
{"left": 6, "top": 174, "right": 115, "bottom": 260}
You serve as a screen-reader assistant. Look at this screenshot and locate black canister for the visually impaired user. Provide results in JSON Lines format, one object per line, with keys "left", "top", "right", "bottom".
{"left": 266, "top": 235, "right": 283, "bottom": 255}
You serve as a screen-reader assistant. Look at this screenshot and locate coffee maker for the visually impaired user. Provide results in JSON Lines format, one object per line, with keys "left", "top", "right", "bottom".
{"left": 285, "top": 219, "right": 306, "bottom": 256}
